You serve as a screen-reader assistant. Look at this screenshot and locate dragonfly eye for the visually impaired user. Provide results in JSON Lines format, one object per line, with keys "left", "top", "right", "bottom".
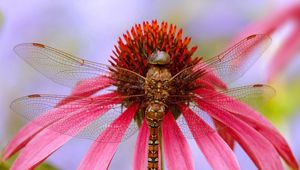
{"left": 148, "top": 50, "right": 171, "bottom": 65}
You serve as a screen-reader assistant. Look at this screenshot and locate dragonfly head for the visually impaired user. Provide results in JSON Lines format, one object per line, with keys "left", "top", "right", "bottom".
{"left": 148, "top": 50, "right": 171, "bottom": 65}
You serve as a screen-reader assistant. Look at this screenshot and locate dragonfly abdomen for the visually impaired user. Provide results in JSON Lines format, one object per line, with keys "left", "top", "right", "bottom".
{"left": 147, "top": 127, "right": 159, "bottom": 170}
{"left": 145, "top": 103, "right": 165, "bottom": 170}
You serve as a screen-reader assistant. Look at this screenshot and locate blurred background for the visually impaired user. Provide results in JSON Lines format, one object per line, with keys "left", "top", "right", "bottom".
{"left": 0, "top": 0, "right": 299, "bottom": 169}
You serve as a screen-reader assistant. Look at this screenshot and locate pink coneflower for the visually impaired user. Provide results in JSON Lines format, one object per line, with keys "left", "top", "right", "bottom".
{"left": 234, "top": 5, "right": 300, "bottom": 82}
{"left": 2, "top": 21, "right": 299, "bottom": 170}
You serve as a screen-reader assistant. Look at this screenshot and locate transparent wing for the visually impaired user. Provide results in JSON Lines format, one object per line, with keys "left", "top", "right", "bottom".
{"left": 176, "top": 105, "right": 216, "bottom": 139}
{"left": 200, "top": 84, "right": 276, "bottom": 105}
{"left": 168, "top": 84, "right": 275, "bottom": 105}
{"left": 77, "top": 109, "right": 139, "bottom": 142}
{"left": 14, "top": 43, "right": 145, "bottom": 88}
{"left": 10, "top": 94, "right": 144, "bottom": 142}
{"left": 175, "top": 84, "right": 275, "bottom": 139}
{"left": 170, "top": 34, "right": 271, "bottom": 85}
{"left": 201, "top": 34, "right": 271, "bottom": 83}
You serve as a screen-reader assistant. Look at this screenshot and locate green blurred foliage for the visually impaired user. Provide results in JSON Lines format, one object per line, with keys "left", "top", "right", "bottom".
{"left": 257, "top": 79, "right": 300, "bottom": 124}
{"left": 0, "top": 154, "right": 58, "bottom": 170}
{"left": 194, "top": 39, "right": 229, "bottom": 59}
{"left": 0, "top": 10, "right": 3, "bottom": 30}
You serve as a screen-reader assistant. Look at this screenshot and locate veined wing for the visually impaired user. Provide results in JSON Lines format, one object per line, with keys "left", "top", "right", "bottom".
{"left": 14, "top": 43, "right": 145, "bottom": 88}
{"left": 175, "top": 84, "right": 275, "bottom": 139}
{"left": 196, "top": 84, "right": 276, "bottom": 105}
{"left": 10, "top": 93, "right": 144, "bottom": 142}
{"left": 169, "top": 84, "right": 275, "bottom": 105}
{"left": 170, "top": 34, "right": 271, "bottom": 85}
{"left": 200, "top": 34, "right": 271, "bottom": 84}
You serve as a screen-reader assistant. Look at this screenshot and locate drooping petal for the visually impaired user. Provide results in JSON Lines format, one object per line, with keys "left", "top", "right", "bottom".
{"left": 57, "top": 75, "right": 112, "bottom": 106}
{"left": 235, "top": 114, "right": 299, "bottom": 170}
{"left": 195, "top": 87, "right": 235, "bottom": 148}
{"left": 11, "top": 95, "right": 121, "bottom": 170}
{"left": 233, "top": 5, "right": 300, "bottom": 81}
{"left": 79, "top": 103, "right": 139, "bottom": 170}
{"left": 72, "top": 75, "right": 112, "bottom": 95}
{"left": 180, "top": 104, "right": 239, "bottom": 170}
{"left": 194, "top": 63, "right": 227, "bottom": 89}
{"left": 195, "top": 99, "right": 283, "bottom": 170}
{"left": 133, "top": 119, "right": 149, "bottom": 170}
{"left": 213, "top": 120, "right": 235, "bottom": 149}
{"left": 267, "top": 26, "right": 300, "bottom": 81}
{"left": 162, "top": 111, "right": 195, "bottom": 170}
{"left": 226, "top": 100, "right": 300, "bottom": 170}
{"left": 3, "top": 111, "right": 62, "bottom": 160}
{"left": 11, "top": 131, "right": 73, "bottom": 170}
{"left": 3, "top": 102, "right": 82, "bottom": 160}
{"left": 195, "top": 79, "right": 215, "bottom": 90}
{"left": 201, "top": 70, "right": 227, "bottom": 89}
{"left": 196, "top": 88, "right": 298, "bottom": 169}
{"left": 3, "top": 92, "right": 118, "bottom": 160}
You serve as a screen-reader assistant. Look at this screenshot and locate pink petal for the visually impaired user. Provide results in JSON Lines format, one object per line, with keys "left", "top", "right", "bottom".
{"left": 58, "top": 75, "right": 112, "bottom": 106}
{"left": 195, "top": 99, "right": 283, "bottom": 170}
{"left": 11, "top": 131, "right": 73, "bottom": 170}
{"left": 133, "top": 119, "right": 149, "bottom": 170}
{"left": 213, "top": 120, "right": 235, "bottom": 149}
{"left": 197, "top": 89, "right": 298, "bottom": 169}
{"left": 202, "top": 71, "right": 228, "bottom": 89}
{"left": 195, "top": 79, "right": 215, "bottom": 90}
{"left": 232, "top": 6, "right": 300, "bottom": 45}
{"left": 3, "top": 92, "right": 118, "bottom": 160}
{"left": 3, "top": 102, "right": 81, "bottom": 160}
{"left": 79, "top": 103, "right": 139, "bottom": 170}
{"left": 233, "top": 5, "right": 300, "bottom": 81}
{"left": 3, "top": 112, "right": 61, "bottom": 160}
{"left": 161, "top": 111, "right": 195, "bottom": 170}
{"left": 194, "top": 63, "right": 227, "bottom": 89}
{"left": 72, "top": 75, "right": 112, "bottom": 95}
{"left": 180, "top": 104, "right": 239, "bottom": 170}
{"left": 236, "top": 114, "right": 299, "bottom": 170}
{"left": 267, "top": 26, "right": 300, "bottom": 81}
{"left": 11, "top": 95, "right": 120, "bottom": 170}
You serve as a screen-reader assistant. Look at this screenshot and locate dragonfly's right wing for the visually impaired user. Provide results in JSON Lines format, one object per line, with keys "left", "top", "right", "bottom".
{"left": 10, "top": 93, "right": 144, "bottom": 142}
{"left": 174, "top": 84, "right": 275, "bottom": 139}
{"left": 169, "top": 34, "right": 271, "bottom": 86}
{"left": 14, "top": 43, "right": 145, "bottom": 88}
{"left": 195, "top": 34, "right": 271, "bottom": 84}
{"left": 197, "top": 84, "right": 276, "bottom": 107}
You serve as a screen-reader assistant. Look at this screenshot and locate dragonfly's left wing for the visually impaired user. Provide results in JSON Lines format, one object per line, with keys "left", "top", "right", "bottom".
{"left": 14, "top": 43, "right": 145, "bottom": 88}
{"left": 10, "top": 93, "right": 144, "bottom": 142}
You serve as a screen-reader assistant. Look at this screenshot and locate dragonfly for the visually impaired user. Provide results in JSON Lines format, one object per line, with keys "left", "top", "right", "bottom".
{"left": 11, "top": 34, "right": 274, "bottom": 170}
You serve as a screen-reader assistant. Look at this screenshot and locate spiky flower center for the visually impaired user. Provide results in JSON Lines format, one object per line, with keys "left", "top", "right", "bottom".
{"left": 110, "top": 20, "right": 199, "bottom": 76}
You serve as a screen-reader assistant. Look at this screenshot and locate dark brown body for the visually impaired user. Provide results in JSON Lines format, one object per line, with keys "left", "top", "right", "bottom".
{"left": 145, "top": 66, "right": 172, "bottom": 170}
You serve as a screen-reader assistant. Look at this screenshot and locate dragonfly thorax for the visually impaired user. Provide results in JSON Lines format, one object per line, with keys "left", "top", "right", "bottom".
{"left": 144, "top": 65, "right": 172, "bottom": 128}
